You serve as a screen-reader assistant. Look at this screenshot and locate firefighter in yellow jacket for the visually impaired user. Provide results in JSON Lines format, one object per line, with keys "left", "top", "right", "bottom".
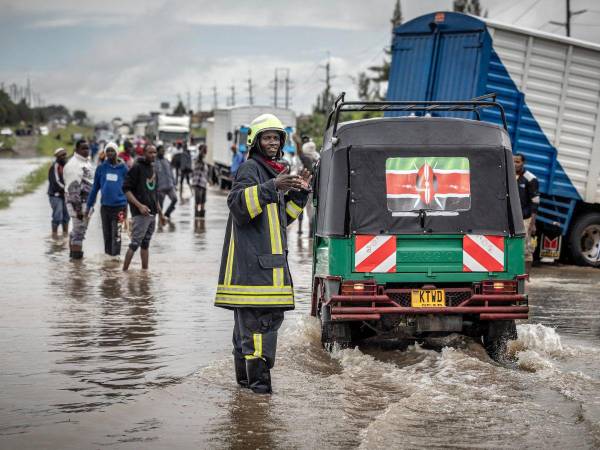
{"left": 215, "top": 114, "right": 310, "bottom": 394}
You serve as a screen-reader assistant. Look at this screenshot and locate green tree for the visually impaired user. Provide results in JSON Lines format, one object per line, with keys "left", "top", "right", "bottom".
{"left": 173, "top": 101, "right": 187, "bottom": 116}
{"left": 453, "top": 0, "right": 483, "bottom": 16}
{"left": 73, "top": 110, "right": 87, "bottom": 124}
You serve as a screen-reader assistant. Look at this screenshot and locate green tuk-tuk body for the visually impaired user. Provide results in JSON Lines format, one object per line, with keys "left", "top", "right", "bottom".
{"left": 311, "top": 99, "right": 528, "bottom": 359}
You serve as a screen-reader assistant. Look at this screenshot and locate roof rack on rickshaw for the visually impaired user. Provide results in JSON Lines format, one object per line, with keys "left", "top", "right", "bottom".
{"left": 326, "top": 92, "right": 508, "bottom": 136}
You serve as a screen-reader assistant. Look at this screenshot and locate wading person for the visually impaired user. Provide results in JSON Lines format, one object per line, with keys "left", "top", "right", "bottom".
{"left": 192, "top": 145, "right": 208, "bottom": 219}
{"left": 63, "top": 140, "right": 94, "bottom": 259}
{"left": 47, "top": 147, "right": 70, "bottom": 237}
{"left": 299, "top": 138, "right": 320, "bottom": 235}
{"left": 514, "top": 153, "right": 540, "bottom": 274}
{"left": 122, "top": 144, "right": 165, "bottom": 271}
{"left": 86, "top": 142, "right": 128, "bottom": 256}
{"left": 179, "top": 144, "right": 193, "bottom": 200}
{"left": 155, "top": 144, "right": 178, "bottom": 220}
{"left": 214, "top": 114, "right": 311, "bottom": 394}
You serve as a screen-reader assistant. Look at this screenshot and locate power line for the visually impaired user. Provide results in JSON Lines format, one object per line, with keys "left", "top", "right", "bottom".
{"left": 515, "top": 0, "right": 543, "bottom": 23}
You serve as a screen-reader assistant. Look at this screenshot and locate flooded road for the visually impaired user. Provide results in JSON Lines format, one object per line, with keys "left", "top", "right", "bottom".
{"left": 1, "top": 180, "right": 600, "bottom": 449}
{"left": 0, "top": 157, "right": 48, "bottom": 191}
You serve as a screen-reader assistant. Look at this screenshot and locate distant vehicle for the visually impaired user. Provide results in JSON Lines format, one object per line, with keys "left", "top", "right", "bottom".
{"left": 38, "top": 126, "right": 49, "bottom": 136}
{"left": 147, "top": 114, "right": 191, "bottom": 146}
{"left": 387, "top": 11, "right": 600, "bottom": 267}
{"left": 96, "top": 129, "right": 114, "bottom": 143}
{"left": 0, "top": 128, "right": 13, "bottom": 136}
{"left": 205, "top": 105, "right": 296, "bottom": 189}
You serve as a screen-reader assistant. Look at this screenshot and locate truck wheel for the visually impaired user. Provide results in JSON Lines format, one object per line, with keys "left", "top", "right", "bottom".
{"left": 482, "top": 320, "right": 517, "bottom": 362}
{"left": 320, "top": 305, "right": 352, "bottom": 351}
{"left": 569, "top": 213, "right": 600, "bottom": 267}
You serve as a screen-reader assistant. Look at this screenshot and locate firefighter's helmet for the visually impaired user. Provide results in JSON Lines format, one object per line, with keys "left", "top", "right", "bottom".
{"left": 247, "top": 113, "right": 287, "bottom": 149}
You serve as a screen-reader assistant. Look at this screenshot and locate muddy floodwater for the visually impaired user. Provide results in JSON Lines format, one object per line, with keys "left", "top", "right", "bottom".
{"left": 1, "top": 181, "right": 600, "bottom": 449}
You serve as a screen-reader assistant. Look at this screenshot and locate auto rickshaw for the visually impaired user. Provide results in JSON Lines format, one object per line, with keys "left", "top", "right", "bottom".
{"left": 311, "top": 95, "right": 528, "bottom": 360}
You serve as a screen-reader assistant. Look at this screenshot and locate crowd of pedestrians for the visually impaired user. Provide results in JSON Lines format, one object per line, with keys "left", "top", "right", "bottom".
{"left": 47, "top": 131, "right": 318, "bottom": 272}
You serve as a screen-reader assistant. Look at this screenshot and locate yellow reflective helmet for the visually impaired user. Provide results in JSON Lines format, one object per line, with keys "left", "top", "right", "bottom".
{"left": 247, "top": 113, "right": 287, "bottom": 149}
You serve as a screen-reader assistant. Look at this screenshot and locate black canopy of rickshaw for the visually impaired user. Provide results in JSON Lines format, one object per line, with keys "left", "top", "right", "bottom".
{"left": 315, "top": 117, "right": 524, "bottom": 237}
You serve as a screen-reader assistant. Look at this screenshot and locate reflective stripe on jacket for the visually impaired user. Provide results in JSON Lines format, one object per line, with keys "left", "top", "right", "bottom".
{"left": 214, "top": 155, "right": 308, "bottom": 309}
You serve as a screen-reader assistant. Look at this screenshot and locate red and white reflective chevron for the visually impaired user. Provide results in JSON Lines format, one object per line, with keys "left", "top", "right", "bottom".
{"left": 463, "top": 235, "right": 505, "bottom": 272}
{"left": 355, "top": 235, "right": 397, "bottom": 273}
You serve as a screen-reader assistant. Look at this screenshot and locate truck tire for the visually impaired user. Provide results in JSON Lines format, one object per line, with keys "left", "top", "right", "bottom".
{"left": 568, "top": 212, "right": 600, "bottom": 267}
{"left": 482, "top": 320, "right": 517, "bottom": 362}
{"left": 320, "top": 305, "right": 352, "bottom": 351}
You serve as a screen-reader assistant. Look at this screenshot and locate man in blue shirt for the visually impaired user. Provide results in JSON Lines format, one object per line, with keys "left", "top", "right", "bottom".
{"left": 230, "top": 144, "right": 246, "bottom": 179}
{"left": 87, "top": 142, "right": 129, "bottom": 256}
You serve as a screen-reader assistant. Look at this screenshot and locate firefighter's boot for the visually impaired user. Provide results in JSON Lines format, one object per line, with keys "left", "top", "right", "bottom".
{"left": 246, "top": 358, "right": 272, "bottom": 394}
{"left": 234, "top": 356, "right": 249, "bottom": 388}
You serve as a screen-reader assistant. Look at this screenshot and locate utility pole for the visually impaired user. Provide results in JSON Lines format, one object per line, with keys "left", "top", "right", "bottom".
{"left": 319, "top": 55, "right": 335, "bottom": 112}
{"left": 550, "top": 0, "right": 586, "bottom": 37}
{"left": 25, "top": 77, "right": 32, "bottom": 107}
{"left": 247, "top": 76, "right": 254, "bottom": 105}
{"left": 186, "top": 91, "right": 191, "bottom": 113}
{"left": 273, "top": 69, "right": 279, "bottom": 107}
{"left": 229, "top": 83, "right": 236, "bottom": 106}
{"left": 270, "top": 68, "right": 292, "bottom": 108}
{"left": 197, "top": 89, "right": 202, "bottom": 113}
{"left": 212, "top": 86, "right": 218, "bottom": 110}
{"left": 283, "top": 69, "right": 293, "bottom": 109}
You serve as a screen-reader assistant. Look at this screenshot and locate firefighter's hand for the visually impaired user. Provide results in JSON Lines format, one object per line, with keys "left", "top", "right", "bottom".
{"left": 275, "top": 168, "right": 304, "bottom": 192}
{"left": 298, "top": 168, "right": 312, "bottom": 191}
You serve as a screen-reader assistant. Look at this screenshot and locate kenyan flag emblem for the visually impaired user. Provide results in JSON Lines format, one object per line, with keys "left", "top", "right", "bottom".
{"left": 386, "top": 157, "right": 471, "bottom": 213}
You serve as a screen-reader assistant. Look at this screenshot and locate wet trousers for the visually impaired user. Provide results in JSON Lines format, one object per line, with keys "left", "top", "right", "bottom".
{"left": 49, "top": 196, "right": 70, "bottom": 226}
{"left": 100, "top": 205, "right": 126, "bottom": 256}
{"left": 66, "top": 203, "right": 88, "bottom": 247}
{"left": 232, "top": 308, "right": 284, "bottom": 393}
{"left": 158, "top": 188, "right": 177, "bottom": 217}
{"left": 524, "top": 217, "right": 535, "bottom": 262}
{"left": 194, "top": 186, "right": 206, "bottom": 217}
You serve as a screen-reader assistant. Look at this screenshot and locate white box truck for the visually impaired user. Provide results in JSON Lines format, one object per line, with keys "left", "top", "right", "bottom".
{"left": 206, "top": 105, "right": 296, "bottom": 188}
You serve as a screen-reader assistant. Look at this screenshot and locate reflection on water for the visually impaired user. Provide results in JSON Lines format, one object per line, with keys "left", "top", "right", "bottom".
{"left": 1, "top": 184, "right": 600, "bottom": 448}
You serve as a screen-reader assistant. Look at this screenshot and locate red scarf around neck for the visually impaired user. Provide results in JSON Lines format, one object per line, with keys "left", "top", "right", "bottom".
{"left": 258, "top": 154, "right": 286, "bottom": 174}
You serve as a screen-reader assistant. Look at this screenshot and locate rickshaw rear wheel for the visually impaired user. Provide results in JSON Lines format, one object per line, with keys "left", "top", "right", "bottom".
{"left": 482, "top": 320, "right": 517, "bottom": 362}
{"left": 320, "top": 305, "right": 352, "bottom": 351}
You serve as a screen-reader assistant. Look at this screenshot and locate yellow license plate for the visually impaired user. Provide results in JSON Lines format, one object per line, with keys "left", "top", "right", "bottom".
{"left": 411, "top": 289, "right": 446, "bottom": 307}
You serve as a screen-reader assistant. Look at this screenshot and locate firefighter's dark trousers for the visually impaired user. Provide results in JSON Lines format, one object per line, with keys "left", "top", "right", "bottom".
{"left": 232, "top": 308, "right": 284, "bottom": 393}
{"left": 100, "top": 205, "right": 126, "bottom": 256}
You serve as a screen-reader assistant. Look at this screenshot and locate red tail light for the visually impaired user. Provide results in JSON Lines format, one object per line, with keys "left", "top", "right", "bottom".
{"left": 341, "top": 280, "right": 377, "bottom": 296}
{"left": 481, "top": 280, "right": 517, "bottom": 295}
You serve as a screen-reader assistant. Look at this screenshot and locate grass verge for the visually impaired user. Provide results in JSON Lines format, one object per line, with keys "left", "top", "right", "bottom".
{"left": 0, "top": 161, "right": 51, "bottom": 209}
{"left": 0, "top": 135, "right": 16, "bottom": 150}
{"left": 37, "top": 125, "right": 93, "bottom": 157}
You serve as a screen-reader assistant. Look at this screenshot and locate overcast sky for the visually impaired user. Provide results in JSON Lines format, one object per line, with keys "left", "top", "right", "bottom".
{"left": 1, "top": 0, "right": 599, "bottom": 121}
